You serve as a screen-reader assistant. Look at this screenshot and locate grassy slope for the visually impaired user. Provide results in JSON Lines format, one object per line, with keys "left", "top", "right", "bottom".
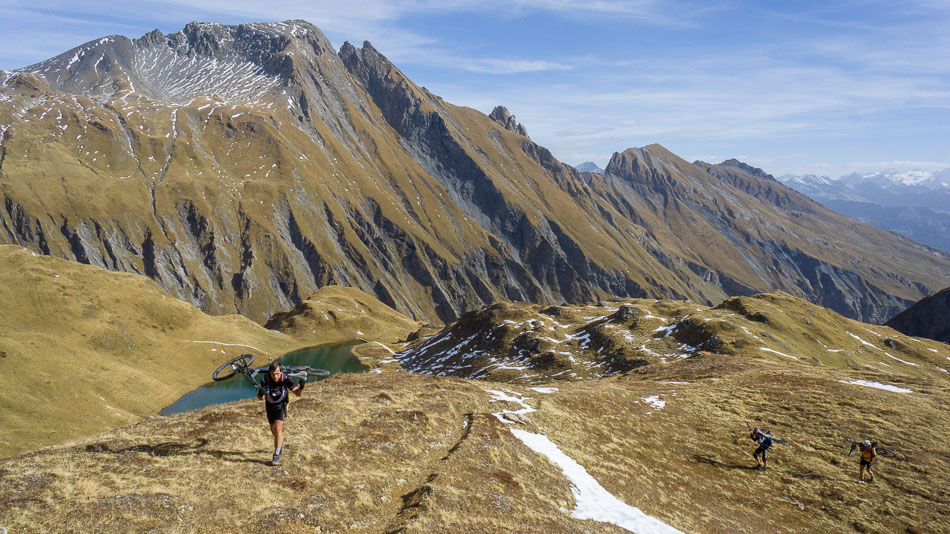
{"left": 264, "top": 284, "right": 425, "bottom": 346}
{"left": 0, "top": 356, "right": 947, "bottom": 533}
{"left": 0, "top": 245, "right": 301, "bottom": 456}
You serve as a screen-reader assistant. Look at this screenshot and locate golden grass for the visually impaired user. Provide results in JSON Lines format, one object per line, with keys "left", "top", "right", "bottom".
{"left": 0, "top": 245, "right": 297, "bottom": 456}
{"left": 2, "top": 353, "right": 947, "bottom": 533}
{"left": 265, "top": 285, "right": 425, "bottom": 346}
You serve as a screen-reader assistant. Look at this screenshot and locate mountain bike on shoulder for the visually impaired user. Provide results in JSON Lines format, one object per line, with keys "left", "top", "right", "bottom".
{"left": 212, "top": 353, "right": 330, "bottom": 387}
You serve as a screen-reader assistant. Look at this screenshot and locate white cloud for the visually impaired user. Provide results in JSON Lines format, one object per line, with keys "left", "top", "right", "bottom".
{"left": 843, "top": 160, "right": 950, "bottom": 173}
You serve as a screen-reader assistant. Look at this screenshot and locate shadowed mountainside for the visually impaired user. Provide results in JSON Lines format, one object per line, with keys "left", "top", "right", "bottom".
{"left": 885, "top": 287, "right": 950, "bottom": 343}
{"left": 1, "top": 21, "right": 947, "bottom": 326}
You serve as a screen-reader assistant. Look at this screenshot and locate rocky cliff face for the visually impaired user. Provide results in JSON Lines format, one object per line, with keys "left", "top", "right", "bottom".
{"left": 1, "top": 21, "right": 948, "bottom": 324}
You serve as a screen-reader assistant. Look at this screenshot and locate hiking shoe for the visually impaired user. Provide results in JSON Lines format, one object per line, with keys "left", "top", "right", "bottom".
{"left": 758, "top": 466, "right": 766, "bottom": 471}
{"left": 272, "top": 452, "right": 281, "bottom": 466}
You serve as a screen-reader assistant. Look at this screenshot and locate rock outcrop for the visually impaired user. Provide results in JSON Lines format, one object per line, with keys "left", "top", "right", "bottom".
{"left": 488, "top": 105, "right": 528, "bottom": 136}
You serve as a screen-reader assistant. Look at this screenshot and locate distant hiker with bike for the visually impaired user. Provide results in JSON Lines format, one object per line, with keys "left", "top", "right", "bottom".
{"left": 851, "top": 439, "right": 877, "bottom": 483}
{"left": 257, "top": 361, "right": 304, "bottom": 466}
{"left": 750, "top": 427, "right": 772, "bottom": 471}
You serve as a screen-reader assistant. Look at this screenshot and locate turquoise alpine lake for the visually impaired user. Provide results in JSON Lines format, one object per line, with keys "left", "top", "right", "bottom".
{"left": 160, "top": 341, "right": 367, "bottom": 415}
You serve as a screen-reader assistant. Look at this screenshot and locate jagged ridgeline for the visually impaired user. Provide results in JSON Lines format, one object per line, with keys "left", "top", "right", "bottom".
{"left": 1, "top": 20, "right": 948, "bottom": 324}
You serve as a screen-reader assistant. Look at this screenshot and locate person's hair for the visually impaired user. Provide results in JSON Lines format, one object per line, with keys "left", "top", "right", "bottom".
{"left": 268, "top": 361, "right": 283, "bottom": 373}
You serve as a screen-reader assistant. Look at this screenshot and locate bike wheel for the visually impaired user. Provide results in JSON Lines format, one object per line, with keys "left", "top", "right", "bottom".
{"left": 212, "top": 354, "right": 255, "bottom": 381}
{"left": 879, "top": 448, "right": 904, "bottom": 459}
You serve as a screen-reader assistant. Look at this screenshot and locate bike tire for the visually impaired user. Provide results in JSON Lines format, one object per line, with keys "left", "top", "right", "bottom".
{"left": 306, "top": 368, "right": 331, "bottom": 378}
{"left": 879, "top": 448, "right": 904, "bottom": 459}
{"left": 212, "top": 354, "right": 255, "bottom": 381}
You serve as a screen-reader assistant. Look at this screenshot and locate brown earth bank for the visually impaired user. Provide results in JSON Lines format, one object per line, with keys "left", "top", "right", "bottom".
{"left": 1, "top": 358, "right": 948, "bottom": 534}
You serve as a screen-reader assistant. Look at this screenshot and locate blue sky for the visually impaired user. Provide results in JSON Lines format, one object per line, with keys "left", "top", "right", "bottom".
{"left": 1, "top": 1, "right": 948, "bottom": 178}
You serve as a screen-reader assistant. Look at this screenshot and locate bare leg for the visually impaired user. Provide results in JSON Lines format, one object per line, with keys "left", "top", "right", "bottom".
{"left": 271, "top": 420, "right": 284, "bottom": 451}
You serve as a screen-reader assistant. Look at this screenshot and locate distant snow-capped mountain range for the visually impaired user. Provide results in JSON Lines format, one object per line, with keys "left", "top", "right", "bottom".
{"left": 778, "top": 169, "right": 950, "bottom": 210}
{"left": 778, "top": 169, "right": 950, "bottom": 253}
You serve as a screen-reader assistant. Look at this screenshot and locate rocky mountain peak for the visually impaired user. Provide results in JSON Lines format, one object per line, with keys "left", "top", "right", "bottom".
{"left": 11, "top": 20, "right": 342, "bottom": 103}
{"left": 339, "top": 39, "right": 396, "bottom": 77}
{"left": 489, "top": 105, "right": 528, "bottom": 136}
{"left": 603, "top": 144, "right": 688, "bottom": 186}
{"left": 1, "top": 19, "right": 947, "bottom": 328}
{"left": 718, "top": 158, "right": 777, "bottom": 182}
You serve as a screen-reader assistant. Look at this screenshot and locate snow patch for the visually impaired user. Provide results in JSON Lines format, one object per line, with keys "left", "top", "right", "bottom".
{"left": 641, "top": 395, "right": 665, "bottom": 411}
{"left": 486, "top": 389, "right": 536, "bottom": 423}
{"left": 847, "top": 332, "right": 876, "bottom": 348}
{"left": 884, "top": 352, "right": 919, "bottom": 367}
{"left": 760, "top": 347, "right": 797, "bottom": 359}
{"left": 510, "top": 429, "right": 683, "bottom": 534}
{"left": 840, "top": 380, "right": 912, "bottom": 393}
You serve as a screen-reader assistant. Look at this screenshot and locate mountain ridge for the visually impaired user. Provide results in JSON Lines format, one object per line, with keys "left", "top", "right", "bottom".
{"left": 1, "top": 20, "right": 948, "bottom": 326}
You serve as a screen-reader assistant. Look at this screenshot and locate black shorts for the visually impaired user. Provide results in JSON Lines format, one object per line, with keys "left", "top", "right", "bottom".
{"left": 754, "top": 445, "right": 769, "bottom": 460}
{"left": 265, "top": 402, "right": 287, "bottom": 424}
{"left": 860, "top": 459, "right": 873, "bottom": 468}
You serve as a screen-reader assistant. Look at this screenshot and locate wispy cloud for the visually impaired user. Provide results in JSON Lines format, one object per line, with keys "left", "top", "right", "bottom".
{"left": 843, "top": 160, "right": 950, "bottom": 173}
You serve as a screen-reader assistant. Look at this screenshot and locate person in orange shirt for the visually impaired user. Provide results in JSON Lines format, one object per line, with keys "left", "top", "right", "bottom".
{"left": 857, "top": 439, "right": 877, "bottom": 483}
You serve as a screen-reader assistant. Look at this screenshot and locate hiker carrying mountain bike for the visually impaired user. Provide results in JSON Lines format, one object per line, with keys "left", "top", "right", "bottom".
{"left": 750, "top": 428, "right": 772, "bottom": 471}
{"left": 853, "top": 439, "right": 877, "bottom": 483}
{"left": 258, "top": 361, "right": 304, "bottom": 466}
